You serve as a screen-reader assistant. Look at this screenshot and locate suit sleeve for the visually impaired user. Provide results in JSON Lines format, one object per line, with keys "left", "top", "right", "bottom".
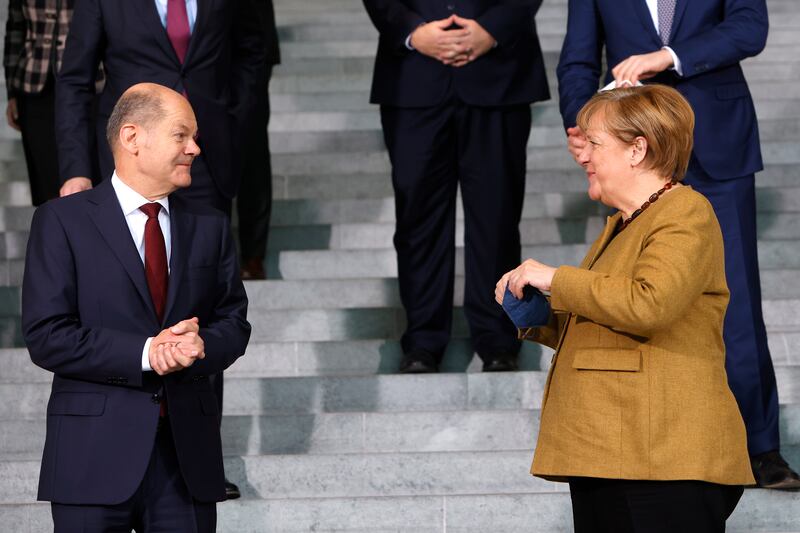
{"left": 669, "top": 0, "right": 768, "bottom": 79}
{"left": 22, "top": 204, "right": 147, "bottom": 387}
{"left": 548, "top": 200, "right": 719, "bottom": 338}
{"left": 186, "top": 216, "right": 251, "bottom": 376}
{"left": 3, "top": 0, "right": 24, "bottom": 99}
{"left": 363, "top": 0, "right": 425, "bottom": 54}
{"left": 55, "top": 0, "right": 105, "bottom": 183}
{"left": 477, "top": 0, "right": 543, "bottom": 47}
{"left": 518, "top": 307, "right": 567, "bottom": 350}
{"left": 556, "top": 0, "right": 604, "bottom": 129}
{"left": 229, "top": 0, "right": 265, "bottom": 133}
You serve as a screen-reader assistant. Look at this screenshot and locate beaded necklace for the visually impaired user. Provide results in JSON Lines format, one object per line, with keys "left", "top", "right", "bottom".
{"left": 618, "top": 179, "right": 678, "bottom": 232}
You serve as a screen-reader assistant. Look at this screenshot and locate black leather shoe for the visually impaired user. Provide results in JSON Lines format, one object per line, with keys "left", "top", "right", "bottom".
{"left": 752, "top": 451, "right": 800, "bottom": 490}
{"left": 398, "top": 350, "right": 438, "bottom": 374}
{"left": 224, "top": 479, "right": 241, "bottom": 500}
{"left": 482, "top": 355, "right": 519, "bottom": 372}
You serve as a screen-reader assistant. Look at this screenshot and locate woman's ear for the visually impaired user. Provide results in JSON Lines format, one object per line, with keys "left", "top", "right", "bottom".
{"left": 630, "top": 136, "right": 648, "bottom": 167}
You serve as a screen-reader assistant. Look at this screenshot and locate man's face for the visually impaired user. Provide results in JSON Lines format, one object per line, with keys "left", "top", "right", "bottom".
{"left": 137, "top": 101, "right": 200, "bottom": 194}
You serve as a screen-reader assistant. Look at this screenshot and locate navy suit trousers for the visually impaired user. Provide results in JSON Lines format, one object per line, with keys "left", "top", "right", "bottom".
{"left": 380, "top": 99, "right": 531, "bottom": 360}
{"left": 684, "top": 170, "right": 780, "bottom": 456}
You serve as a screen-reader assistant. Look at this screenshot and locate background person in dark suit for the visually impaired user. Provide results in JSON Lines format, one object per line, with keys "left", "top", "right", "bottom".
{"left": 22, "top": 84, "right": 251, "bottom": 532}
{"left": 237, "top": 0, "right": 281, "bottom": 280}
{"left": 363, "top": 0, "right": 550, "bottom": 373}
{"left": 55, "top": 0, "right": 262, "bottom": 215}
{"left": 556, "top": 0, "right": 800, "bottom": 488}
{"left": 3, "top": 0, "right": 74, "bottom": 205}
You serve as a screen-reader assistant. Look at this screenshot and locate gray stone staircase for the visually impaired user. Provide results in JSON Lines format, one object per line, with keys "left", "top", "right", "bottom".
{"left": 2, "top": 0, "right": 800, "bottom": 530}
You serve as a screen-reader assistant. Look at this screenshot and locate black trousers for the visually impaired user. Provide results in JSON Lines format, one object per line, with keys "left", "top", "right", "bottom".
{"left": 380, "top": 99, "right": 531, "bottom": 361}
{"left": 569, "top": 478, "right": 744, "bottom": 533}
{"left": 16, "top": 77, "right": 61, "bottom": 206}
{"left": 236, "top": 64, "right": 274, "bottom": 261}
{"left": 51, "top": 423, "right": 216, "bottom": 532}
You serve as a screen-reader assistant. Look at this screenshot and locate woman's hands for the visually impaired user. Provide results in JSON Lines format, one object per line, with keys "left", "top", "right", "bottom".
{"left": 495, "top": 259, "right": 557, "bottom": 304}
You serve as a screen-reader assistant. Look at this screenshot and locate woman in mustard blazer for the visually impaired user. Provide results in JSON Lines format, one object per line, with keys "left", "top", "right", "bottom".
{"left": 496, "top": 85, "right": 753, "bottom": 532}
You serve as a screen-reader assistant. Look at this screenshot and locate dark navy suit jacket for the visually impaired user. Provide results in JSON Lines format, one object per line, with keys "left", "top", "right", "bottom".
{"left": 364, "top": 0, "right": 550, "bottom": 107}
{"left": 556, "top": 0, "right": 768, "bottom": 180}
{"left": 55, "top": 0, "right": 263, "bottom": 197}
{"left": 21, "top": 180, "right": 251, "bottom": 505}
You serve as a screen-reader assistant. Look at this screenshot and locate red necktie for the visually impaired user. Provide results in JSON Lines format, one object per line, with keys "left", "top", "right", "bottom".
{"left": 166, "top": 0, "right": 191, "bottom": 64}
{"left": 140, "top": 203, "right": 168, "bottom": 323}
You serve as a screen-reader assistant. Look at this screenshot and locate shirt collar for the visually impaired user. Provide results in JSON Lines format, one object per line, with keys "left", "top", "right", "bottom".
{"left": 111, "top": 171, "right": 170, "bottom": 217}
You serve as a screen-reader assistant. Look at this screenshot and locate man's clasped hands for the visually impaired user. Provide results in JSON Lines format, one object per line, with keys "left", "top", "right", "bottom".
{"left": 410, "top": 14, "right": 496, "bottom": 67}
{"left": 149, "top": 317, "right": 206, "bottom": 375}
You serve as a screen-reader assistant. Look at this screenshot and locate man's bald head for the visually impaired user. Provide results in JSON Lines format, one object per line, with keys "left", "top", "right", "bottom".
{"left": 106, "top": 83, "right": 187, "bottom": 152}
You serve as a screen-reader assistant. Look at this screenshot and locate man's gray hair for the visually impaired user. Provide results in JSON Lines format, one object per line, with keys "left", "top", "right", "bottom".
{"left": 105, "top": 89, "right": 166, "bottom": 150}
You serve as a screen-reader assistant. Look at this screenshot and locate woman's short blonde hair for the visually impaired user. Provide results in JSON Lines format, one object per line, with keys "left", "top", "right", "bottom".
{"left": 576, "top": 84, "right": 695, "bottom": 181}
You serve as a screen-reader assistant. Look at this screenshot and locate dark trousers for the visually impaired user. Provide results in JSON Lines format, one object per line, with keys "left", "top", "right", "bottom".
{"left": 380, "top": 100, "right": 530, "bottom": 361}
{"left": 51, "top": 423, "right": 216, "bottom": 532}
{"left": 684, "top": 170, "right": 779, "bottom": 456}
{"left": 16, "top": 77, "right": 61, "bottom": 206}
{"left": 237, "top": 64, "right": 274, "bottom": 261}
{"left": 569, "top": 478, "right": 743, "bottom": 533}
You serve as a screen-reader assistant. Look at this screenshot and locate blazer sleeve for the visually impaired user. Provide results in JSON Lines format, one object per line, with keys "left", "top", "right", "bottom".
{"left": 55, "top": 0, "right": 105, "bottom": 183}
{"left": 548, "top": 200, "right": 720, "bottom": 338}
{"left": 477, "top": 0, "right": 543, "bottom": 48}
{"left": 3, "top": 0, "right": 24, "bottom": 99}
{"left": 22, "top": 204, "right": 147, "bottom": 387}
{"left": 185, "top": 216, "right": 251, "bottom": 376}
{"left": 556, "top": 0, "right": 604, "bottom": 129}
{"left": 518, "top": 307, "right": 567, "bottom": 350}
{"left": 362, "top": 0, "right": 425, "bottom": 54}
{"left": 229, "top": 0, "right": 266, "bottom": 133}
{"left": 669, "top": 0, "right": 768, "bottom": 79}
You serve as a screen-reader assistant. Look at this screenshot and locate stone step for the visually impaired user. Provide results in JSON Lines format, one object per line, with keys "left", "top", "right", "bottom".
{"left": 2, "top": 366, "right": 799, "bottom": 421}
{"left": 0, "top": 182, "right": 30, "bottom": 207}
{"left": 3, "top": 445, "right": 800, "bottom": 506}
{"left": 1, "top": 488, "right": 799, "bottom": 533}
{"left": 6, "top": 403, "right": 800, "bottom": 463}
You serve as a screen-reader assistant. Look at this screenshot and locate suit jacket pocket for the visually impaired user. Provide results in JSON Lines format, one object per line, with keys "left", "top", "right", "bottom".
{"left": 715, "top": 83, "right": 749, "bottom": 100}
{"left": 47, "top": 392, "right": 106, "bottom": 416}
{"left": 572, "top": 349, "right": 641, "bottom": 372}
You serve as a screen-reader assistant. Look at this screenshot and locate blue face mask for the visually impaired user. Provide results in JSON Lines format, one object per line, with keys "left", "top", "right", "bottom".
{"left": 501, "top": 284, "right": 551, "bottom": 329}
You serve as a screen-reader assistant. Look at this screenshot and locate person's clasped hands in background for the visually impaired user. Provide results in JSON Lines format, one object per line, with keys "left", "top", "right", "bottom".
{"left": 408, "top": 14, "right": 495, "bottom": 67}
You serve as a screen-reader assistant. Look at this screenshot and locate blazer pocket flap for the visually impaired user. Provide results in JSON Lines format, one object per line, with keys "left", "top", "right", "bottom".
{"left": 715, "top": 83, "right": 749, "bottom": 100}
{"left": 572, "top": 349, "right": 641, "bottom": 372}
{"left": 47, "top": 392, "right": 107, "bottom": 416}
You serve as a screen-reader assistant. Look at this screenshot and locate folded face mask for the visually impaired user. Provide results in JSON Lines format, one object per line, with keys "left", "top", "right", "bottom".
{"left": 501, "top": 284, "right": 551, "bottom": 329}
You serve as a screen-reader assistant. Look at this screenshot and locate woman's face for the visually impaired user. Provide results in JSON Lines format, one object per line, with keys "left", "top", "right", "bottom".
{"left": 577, "top": 113, "right": 635, "bottom": 209}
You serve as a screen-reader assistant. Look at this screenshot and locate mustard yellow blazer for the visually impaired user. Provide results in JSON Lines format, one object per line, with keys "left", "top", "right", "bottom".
{"left": 522, "top": 186, "right": 754, "bottom": 485}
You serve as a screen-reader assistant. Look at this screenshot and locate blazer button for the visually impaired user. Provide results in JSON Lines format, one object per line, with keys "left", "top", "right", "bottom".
{"left": 151, "top": 393, "right": 161, "bottom": 404}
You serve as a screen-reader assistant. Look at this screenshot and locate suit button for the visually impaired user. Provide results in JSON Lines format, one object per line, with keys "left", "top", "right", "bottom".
{"left": 447, "top": 3, "right": 455, "bottom": 10}
{"left": 151, "top": 393, "right": 161, "bottom": 404}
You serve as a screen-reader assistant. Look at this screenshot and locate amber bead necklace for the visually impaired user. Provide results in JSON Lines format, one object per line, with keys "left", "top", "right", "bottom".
{"left": 618, "top": 179, "right": 678, "bottom": 232}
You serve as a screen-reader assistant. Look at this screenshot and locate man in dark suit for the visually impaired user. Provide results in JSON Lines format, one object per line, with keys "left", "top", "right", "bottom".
{"left": 237, "top": 0, "right": 281, "bottom": 280}
{"left": 55, "top": 0, "right": 262, "bottom": 215}
{"left": 22, "top": 84, "right": 251, "bottom": 531}
{"left": 557, "top": 0, "right": 800, "bottom": 489}
{"left": 363, "top": 0, "right": 550, "bottom": 373}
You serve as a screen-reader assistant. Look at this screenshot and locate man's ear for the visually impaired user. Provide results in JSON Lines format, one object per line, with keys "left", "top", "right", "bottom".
{"left": 118, "top": 123, "right": 140, "bottom": 155}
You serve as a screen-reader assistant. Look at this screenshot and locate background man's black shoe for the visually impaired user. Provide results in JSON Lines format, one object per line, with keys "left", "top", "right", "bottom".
{"left": 482, "top": 355, "right": 519, "bottom": 372}
{"left": 224, "top": 479, "right": 241, "bottom": 500}
{"left": 752, "top": 451, "right": 800, "bottom": 490}
{"left": 398, "top": 350, "right": 438, "bottom": 374}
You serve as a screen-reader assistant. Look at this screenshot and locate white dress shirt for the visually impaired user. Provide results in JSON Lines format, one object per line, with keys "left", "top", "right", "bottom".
{"left": 645, "top": 0, "right": 683, "bottom": 75}
{"left": 111, "top": 172, "right": 172, "bottom": 372}
{"left": 154, "top": 0, "right": 198, "bottom": 32}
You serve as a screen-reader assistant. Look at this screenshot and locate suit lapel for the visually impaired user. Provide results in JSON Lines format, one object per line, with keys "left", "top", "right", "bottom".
{"left": 139, "top": 0, "right": 182, "bottom": 67}
{"left": 162, "top": 197, "right": 192, "bottom": 326}
{"left": 184, "top": 0, "right": 210, "bottom": 66}
{"left": 668, "top": 0, "right": 689, "bottom": 43}
{"left": 631, "top": 0, "right": 663, "bottom": 48}
{"left": 584, "top": 213, "right": 622, "bottom": 269}
{"left": 87, "top": 181, "right": 159, "bottom": 324}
